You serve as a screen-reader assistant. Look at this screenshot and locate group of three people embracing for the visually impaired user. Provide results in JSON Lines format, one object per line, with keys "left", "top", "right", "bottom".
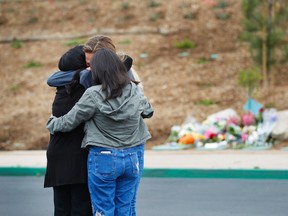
{"left": 44, "top": 35, "right": 153, "bottom": 216}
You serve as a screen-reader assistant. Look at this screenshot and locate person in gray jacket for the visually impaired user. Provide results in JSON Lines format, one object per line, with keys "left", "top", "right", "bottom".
{"left": 46, "top": 48, "right": 153, "bottom": 216}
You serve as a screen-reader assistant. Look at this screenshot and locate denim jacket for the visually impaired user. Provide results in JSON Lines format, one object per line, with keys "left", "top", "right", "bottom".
{"left": 46, "top": 82, "right": 153, "bottom": 149}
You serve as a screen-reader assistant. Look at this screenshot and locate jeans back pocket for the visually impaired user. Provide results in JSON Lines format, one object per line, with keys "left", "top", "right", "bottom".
{"left": 95, "top": 152, "right": 116, "bottom": 176}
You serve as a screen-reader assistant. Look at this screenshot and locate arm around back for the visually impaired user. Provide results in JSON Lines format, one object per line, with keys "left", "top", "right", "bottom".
{"left": 46, "top": 88, "right": 97, "bottom": 134}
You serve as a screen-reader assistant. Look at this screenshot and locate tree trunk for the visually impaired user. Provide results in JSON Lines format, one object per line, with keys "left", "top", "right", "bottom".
{"left": 262, "top": 0, "right": 268, "bottom": 93}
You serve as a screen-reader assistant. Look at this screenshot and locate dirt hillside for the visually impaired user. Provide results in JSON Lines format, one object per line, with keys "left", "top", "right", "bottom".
{"left": 0, "top": 0, "right": 287, "bottom": 150}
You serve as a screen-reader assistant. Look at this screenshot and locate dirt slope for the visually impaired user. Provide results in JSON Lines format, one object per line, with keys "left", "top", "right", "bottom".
{"left": 0, "top": 0, "right": 287, "bottom": 150}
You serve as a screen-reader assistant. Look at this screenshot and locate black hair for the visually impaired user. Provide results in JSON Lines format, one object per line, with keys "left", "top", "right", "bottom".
{"left": 65, "top": 69, "right": 82, "bottom": 95}
{"left": 90, "top": 48, "right": 131, "bottom": 100}
{"left": 58, "top": 45, "right": 87, "bottom": 95}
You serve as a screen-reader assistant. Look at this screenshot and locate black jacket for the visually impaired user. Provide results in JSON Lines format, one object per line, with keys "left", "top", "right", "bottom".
{"left": 44, "top": 84, "right": 88, "bottom": 187}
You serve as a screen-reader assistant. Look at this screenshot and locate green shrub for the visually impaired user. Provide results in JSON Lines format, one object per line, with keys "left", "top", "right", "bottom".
{"left": 148, "top": 0, "right": 160, "bottom": 7}
{"left": 26, "top": 16, "right": 38, "bottom": 24}
{"left": 196, "top": 57, "right": 208, "bottom": 64}
{"left": 215, "top": 12, "right": 230, "bottom": 20}
{"left": 197, "top": 99, "right": 215, "bottom": 106}
{"left": 10, "top": 39, "right": 22, "bottom": 49}
{"left": 64, "top": 38, "right": 86, "bottom": 46}
{"left": 122, "top": 2, "right": 129, "bottom": 10}
{"left": 10, "top": 84, "right": 20, "bottom": 93}
{"left": 184, "top": 12, "right": 197, "bottom": 20}
{"left": 238, "top": 67, "right": 261, "bottom": 96}
{"left": 215, "top": 0, "right": 228, "bottom": 9}
{"left": 24, "top": 61, "right": 42, "bottom": 68}
{"left": 150, "top": 13, "right": 160, "bottom": 22}
{"left": 175, "top": 39, "right": 197, "bottom": 49}
{"left": 118, "top": 39, "right": 131, "bottom": 45}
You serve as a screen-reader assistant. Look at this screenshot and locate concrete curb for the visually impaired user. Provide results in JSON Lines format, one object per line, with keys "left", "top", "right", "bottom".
{"left": 1, "top": 150, "right": 288, "bottom": 179}
{"left": 1, "top": 167, "right": 288, "bottom": 179}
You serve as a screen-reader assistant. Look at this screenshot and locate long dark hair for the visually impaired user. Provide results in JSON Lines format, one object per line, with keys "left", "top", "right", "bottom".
{"left": 90, "top": 48, "right": 131, "bottom": 100}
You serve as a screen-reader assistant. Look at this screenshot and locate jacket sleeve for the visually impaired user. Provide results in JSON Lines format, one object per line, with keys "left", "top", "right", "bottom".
{"left": 79, "top": 70, "right": 94, "bottom": 89}
{"left": 47, "top": 70, "right": 93, "bottom": 89}
{"left": 139, "top": 90, "right": 154, "bottom": 119}
{"left": 47, "top": 71, "right": 74, "bottom": 87}
{"left": 141, "top": 102, "right": 154, "bottom": 118}
{"left": 46, "top": 90, "right": 97, "bottom": 134}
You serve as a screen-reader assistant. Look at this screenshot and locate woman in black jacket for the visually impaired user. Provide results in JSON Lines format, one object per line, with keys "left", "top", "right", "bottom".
{"left": 44, "top": 45, "right": 92, "bottom": 216}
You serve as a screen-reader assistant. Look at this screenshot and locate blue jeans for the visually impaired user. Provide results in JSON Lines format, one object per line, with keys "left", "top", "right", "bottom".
{"left": 87, "top": 144, "right": 144, "bottom": 216}
{"left": 130, "top": 144, "right": 144, "bottom": 216}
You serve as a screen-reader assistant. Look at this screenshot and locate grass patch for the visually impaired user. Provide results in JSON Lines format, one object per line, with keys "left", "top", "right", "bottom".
{"left": 150, "top": 13, "right": 160, "bottom": 22}
{"left": 175, "top": 39, "right": 197, "bottom": 49}
{"left": 10, "top": 84, "right": 21, "bottom": 93}
{"left": 197, "top": 99, "right": 215, "bottom": 106}
{"left": 184, "top": 12, "right": 197, "bottom": 20}
{"left": 64, "top": 38, "right": 86, "bottom": 46}
{"left": 214, "top": 0, "right": 229, "bottom": 9}
{"left": 23, "top": 61, "right": 42, "bottom": 68}
{"left": 264, "top": 103, "right": 275, "bottom": 108}
{"left": 196, "top": 57, "right": 208, "bottom": 64}
{"left": 121, "top": 2, "right": 129, "bottom": 10}
{"left": 118, "top": 39, "right": 131, "bottom": 45}
{"left": 215, "top": 12, "right": 230, "bottom": 20}
{"left": 148, "top": 0, "right": 160, "bottom": 7}
{"left": 10, "top": 39, "right": 22, "bottom": 49}
{"left": 26, "top": 16, "right": 38, "bottom": 25}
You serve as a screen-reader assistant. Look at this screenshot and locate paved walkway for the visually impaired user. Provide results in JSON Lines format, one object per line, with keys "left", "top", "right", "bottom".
{"left": 0, "top": 149, "right": 288, "bottom": 170}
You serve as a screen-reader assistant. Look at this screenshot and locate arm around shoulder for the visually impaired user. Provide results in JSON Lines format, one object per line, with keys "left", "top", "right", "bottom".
{"left": 47, "top": 71, "right": 75, "bottom": 87}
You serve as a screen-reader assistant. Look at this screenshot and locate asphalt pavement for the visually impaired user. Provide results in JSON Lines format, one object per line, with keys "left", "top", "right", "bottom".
{"left": 1, "top": 176, "right": 288, "bottom": 216}
{"left": 0, "top": 149, "right": 288, "bottom": 215}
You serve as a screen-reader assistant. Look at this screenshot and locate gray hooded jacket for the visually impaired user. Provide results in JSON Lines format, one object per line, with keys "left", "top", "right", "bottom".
{"left": 46, "top": 82, "right": 153, "bottom": 149}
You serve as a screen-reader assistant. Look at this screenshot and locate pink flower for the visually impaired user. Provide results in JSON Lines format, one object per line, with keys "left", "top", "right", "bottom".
{"left": 241, "top": 133, "right": 249, "bottom": 142}
{"left": 204, "top": 128, "right": 217, "bottom": 139}
{"left": 227, "top": 116, "right": 239, "bottom": 126}
{"left": 242, "top": 112, "right": 255, "bottom": 126}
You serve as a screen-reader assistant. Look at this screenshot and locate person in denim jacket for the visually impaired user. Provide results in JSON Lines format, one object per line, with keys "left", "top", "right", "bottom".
{"left": 46, "top": 48, "right": 153, "bottom": 216}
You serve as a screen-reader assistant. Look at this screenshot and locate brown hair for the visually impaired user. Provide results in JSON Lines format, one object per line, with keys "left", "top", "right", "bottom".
{"left": 90, "top": 48, "right": 130, "bottom": 100}
{"left": 83, "top": 35, "right": 116, "bottom": 53}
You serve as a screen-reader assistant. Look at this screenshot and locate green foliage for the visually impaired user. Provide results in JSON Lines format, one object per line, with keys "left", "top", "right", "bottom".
{"left": 196, "top": 57, "right": 208, "bottom": 64}
{"left": 238, "top": 67, "right": 261, "bottom": 96}
{"left": 118, "top": 39, "right": 131, "bottom": 45}
{"left": 215, "top": 12, "right": 230, "bottom": 20}
{"left": 184, "top": 12, "right": 197, "bottom": 20}
{"left": 24, "top": 61, "right": 42, "bottom": 68}
{"left": 241, "top": 0, "right": 288, "bottom": 69}
{"left": 148, "top": 0, "right": 160, "bottom": 8}
{"left": 175, "top": 39, "right": 197, "bottom": 49}
{"left": 264, "top": 102, "right": 275, "bottom": 108}
{"left": 64, "top": 38, "right": 86, "bottom": 46}
{"left": 215, "top": 0, "right": 229, "bottom": 9}
{"left": 10, "top": 39, "right": 22, "bottom": 49}
{"left": 26, "top": 16, "right": 38, "bottom": 24}
{"left": 79, "top": 0, "right": 87, "bottom": 4}
{"left": 197, "top": 99, "right": 215, "bottom": 106}
{"left": 150, "top": 13, "right": 160, "bottom": 22}
{"left": 213, "top": 0, "right": 230, "bottom": 20}
{"left": 10, "top": 84, "right": 21, "bottom": 93}
{"left": 122, "top": 2, "right": 129, "bottom": 10}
